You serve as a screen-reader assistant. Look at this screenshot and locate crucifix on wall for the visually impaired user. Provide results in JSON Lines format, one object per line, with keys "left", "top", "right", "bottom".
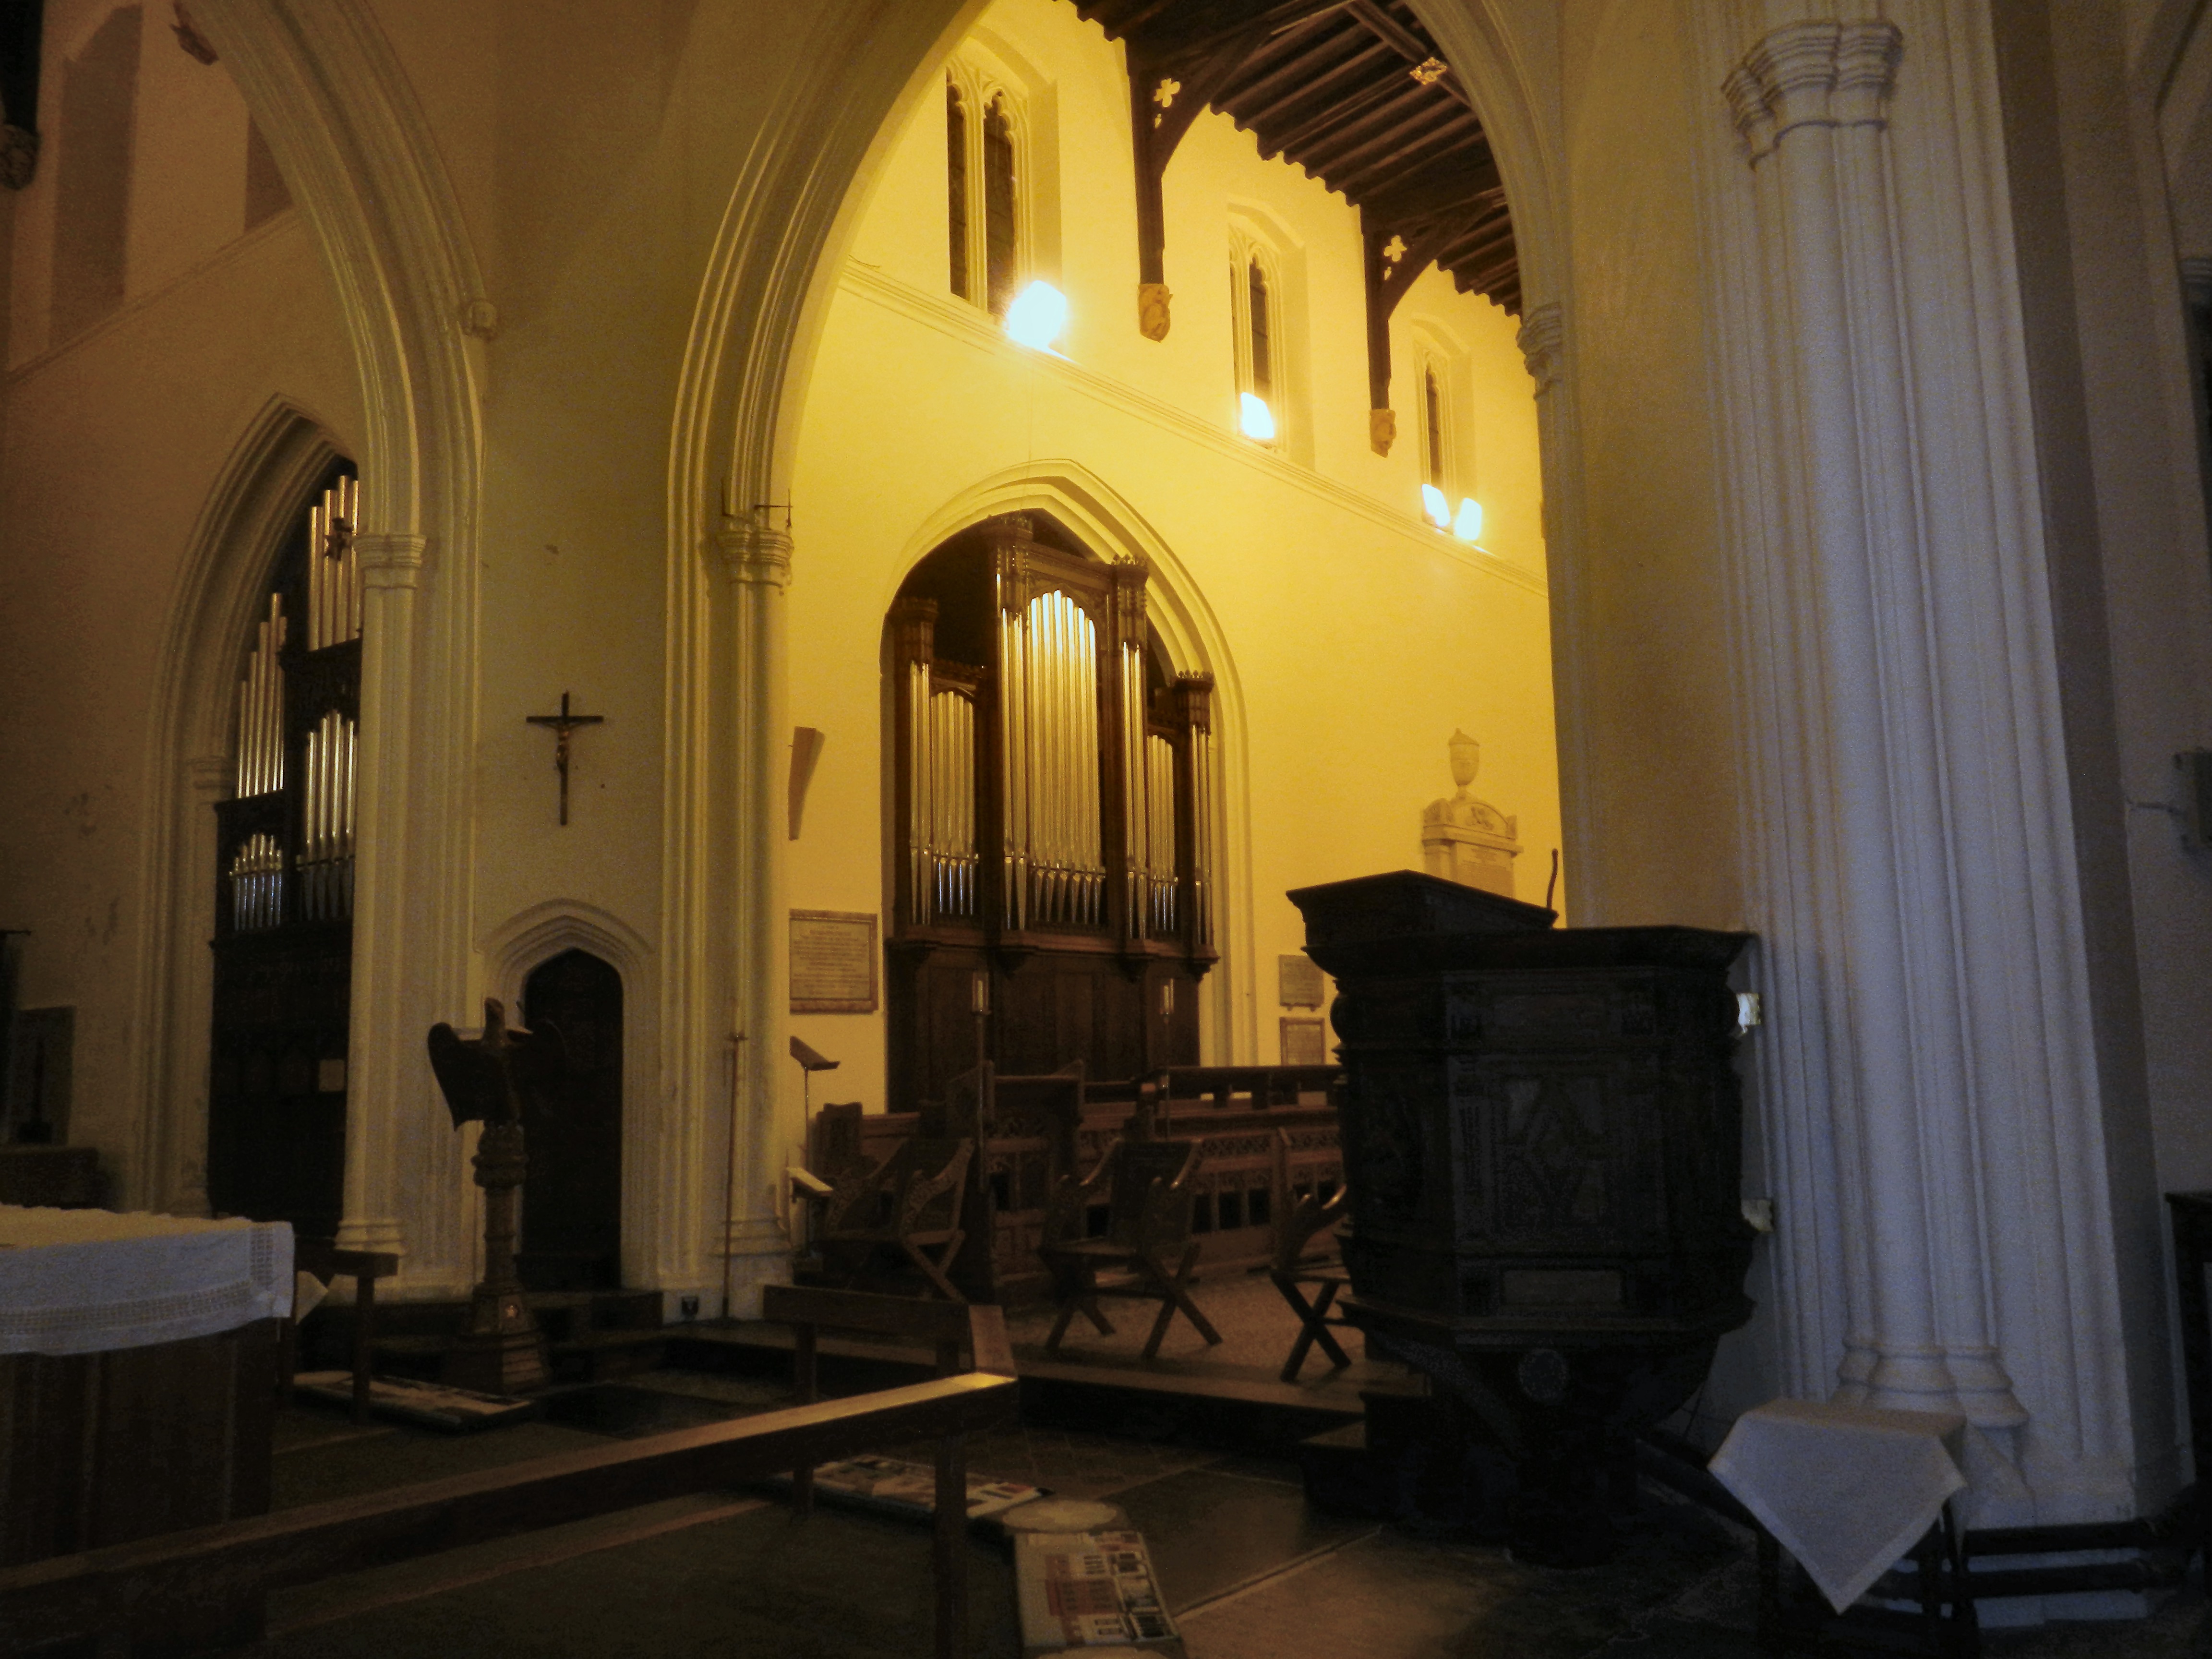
{"left": 525, "top": 692, "right": 604, "bottom": 826}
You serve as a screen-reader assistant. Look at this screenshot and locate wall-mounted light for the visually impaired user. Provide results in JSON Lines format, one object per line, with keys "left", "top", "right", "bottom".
{"left": 1004, "top": 280, "right": 1068, "bottom": 352}
{"left": 1453, "top": 498, "right": 1483, "bottom": 542}
{"left": 1238, "top": 392, "right": 1276, "bottom": 441}
{"left": 1420, "top": 483, "right": 1452, "bottom": 529}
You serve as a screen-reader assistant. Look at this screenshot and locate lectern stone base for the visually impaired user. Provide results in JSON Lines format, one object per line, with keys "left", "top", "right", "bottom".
{"left": 443, "top": 1289, "right": 548, "bottom": 1395}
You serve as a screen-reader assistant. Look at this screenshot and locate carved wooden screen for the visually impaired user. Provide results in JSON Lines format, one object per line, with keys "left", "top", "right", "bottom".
{"left": 206, "top": 466, "right": 360, "bottom": 1238}
{"left": 886, "top": 513, "right": 1216, "bottom": 1112}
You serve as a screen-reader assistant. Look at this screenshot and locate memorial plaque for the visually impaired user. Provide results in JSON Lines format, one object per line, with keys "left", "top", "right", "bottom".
{"left": 1279, "top": 1016, "right": 1327, "bottom": 1066}
{"left": 790, "top": 911, "right": 879, "bottom": 1013}
{"left": 1277, "top": 953, "right": 1326, "bottom": 1008}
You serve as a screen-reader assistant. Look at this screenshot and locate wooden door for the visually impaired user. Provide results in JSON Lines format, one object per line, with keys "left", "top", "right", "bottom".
{"left": 518, "top": 950, "right": 623, "bottom": 1290}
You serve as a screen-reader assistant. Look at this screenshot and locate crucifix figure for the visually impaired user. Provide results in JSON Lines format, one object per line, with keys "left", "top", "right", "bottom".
{"left": 525, "top": 692, "right": 603, "bottom": 825}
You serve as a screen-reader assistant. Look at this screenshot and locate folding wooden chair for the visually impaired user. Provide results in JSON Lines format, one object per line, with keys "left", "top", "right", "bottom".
{"left": 818, "top": 1136, "right": 975, "bottom": 1302}
{"left": 1040, "top": 1136, "right": 1222, "bottom": 1359}
{"left": 1270, "top": 1187, "right": 1354, "bottom": 1382}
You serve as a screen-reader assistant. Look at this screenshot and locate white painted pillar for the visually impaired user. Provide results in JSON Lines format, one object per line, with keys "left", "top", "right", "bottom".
{"left": 712, "top": 518, "right": 795, "bottom": 1316}
{"left": 335, "top": 530, "right": 425, "bottom": 1262}
{"left": 1702, "top": 6, "right": 2161, "bottom": 1529}
{"left": 1515, "top": 301, "right": 1597, "bottom": 923}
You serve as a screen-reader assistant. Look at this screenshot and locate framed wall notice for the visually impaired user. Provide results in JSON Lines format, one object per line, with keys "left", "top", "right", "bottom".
{"left": 1277, "top": 953, "right": 1325, "bottom": 1008}
{"left": 790, "top": 911, "right": 878, "bottom": 1013}
{"left": 1280, "top": 1015, "right": 1328, "bottom": 1066}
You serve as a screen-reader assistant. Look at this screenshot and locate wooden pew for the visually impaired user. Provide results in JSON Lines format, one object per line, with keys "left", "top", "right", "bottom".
{"left": 0, "top": 1297, "right": 1019, "bottom": 1659}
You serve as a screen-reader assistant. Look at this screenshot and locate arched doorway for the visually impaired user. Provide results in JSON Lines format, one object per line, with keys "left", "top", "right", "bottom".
{"left": 519, "top": 949, "right": 624, "bottom": 1291}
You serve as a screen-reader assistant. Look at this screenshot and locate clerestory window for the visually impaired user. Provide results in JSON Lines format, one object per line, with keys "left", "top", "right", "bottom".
{"left": 946, "top": 69, "right": 1025, "bottom": 317}
{"left": 1230, "top": 239, "right": 1286, "bottom": 444}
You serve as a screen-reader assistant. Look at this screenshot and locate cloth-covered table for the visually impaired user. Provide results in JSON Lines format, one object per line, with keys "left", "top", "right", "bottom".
{"left": 0, "top": 1203, "right": 293, "bottom": 1356}
{"left": 1708, "top": 1396, "right": 1968, "bottom": 1613}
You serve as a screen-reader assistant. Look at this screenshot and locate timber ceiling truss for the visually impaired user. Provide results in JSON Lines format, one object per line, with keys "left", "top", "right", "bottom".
{"left": 1073, "top": 0, "right": 1517, "bottom": 455}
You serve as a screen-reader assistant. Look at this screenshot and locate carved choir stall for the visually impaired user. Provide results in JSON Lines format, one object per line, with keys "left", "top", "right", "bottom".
{"left": 886, "top": 514, "right": 1216, "bottom": 1114}
{"left": 1290, "top": 871, "right": 1755, "bottom": 1565}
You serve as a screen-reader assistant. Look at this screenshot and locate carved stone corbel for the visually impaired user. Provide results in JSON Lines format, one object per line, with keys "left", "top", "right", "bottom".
{"left": 1138, "top": 281, "right": 1171, "bottom": 342}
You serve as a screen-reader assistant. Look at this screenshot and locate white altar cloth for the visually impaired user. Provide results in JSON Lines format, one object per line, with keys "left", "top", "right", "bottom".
{"left": 0, "top": 1204, "right": 294, "bottom": 1356}
{"left": 1708, "top": 1396, "right": 1967, "bottom": 1614}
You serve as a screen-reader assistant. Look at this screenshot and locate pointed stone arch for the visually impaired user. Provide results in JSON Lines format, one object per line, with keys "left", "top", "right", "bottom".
{"left": 184, "top": 0, "right": 489, "bottom": 1289}
{"left": 660, "top": 0, "right": 1567, "bottom": 1313}
{"left": 883, "top": 462, "right": 1260, "bottom": 1065}
{"left": 129, "top": 399, "right": 345, "bottom": 1214}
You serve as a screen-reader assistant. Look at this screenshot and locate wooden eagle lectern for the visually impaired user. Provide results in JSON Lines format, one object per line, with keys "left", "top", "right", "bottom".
{"left": 427, "top": 999, "right": 563, "bottom": 1394}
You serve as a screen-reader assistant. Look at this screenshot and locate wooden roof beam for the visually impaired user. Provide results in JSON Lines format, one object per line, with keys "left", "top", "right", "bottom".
{"left": 1439, "top": 222, "right": 1518, "bottom": 278}
{"left": 1294, "top": 78, "right": 1447, "bottom": 177}
{"left": 1343, "top": 0, "right": 1475, "bottom": 113}
{"left": 1224, "top": 26, "right": 1389, "bottom": 117}
{"left": 1248, "top": 64, "right": 1407, "bottom": 165}
{"left": 1356, "top": 154, "right": 1504, "bottom": 225}
{"left": 1326, "top": 111, "right": 1485, "bottom": 196}
{"left": 1152, "top": 0, "right": 1351, "bottom": 70}
{"left": 1360, "top": 205, "right": 1464, "bottom": 450}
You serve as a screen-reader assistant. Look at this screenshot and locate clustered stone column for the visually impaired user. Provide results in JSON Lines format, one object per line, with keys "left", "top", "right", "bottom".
{"left": 713, "top": 517, "right": 796, "bottom": 1315}
{"left": 334, "top": 529, "right": 426, "bottom": 1264}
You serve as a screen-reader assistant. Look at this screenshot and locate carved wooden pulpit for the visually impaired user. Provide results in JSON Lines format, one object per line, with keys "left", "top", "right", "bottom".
{"left": 1289, "top": 870, "right": 1755, "bottom": 1565}
{"left": 427, "top": 999, "right": 563, "bottom": 1394}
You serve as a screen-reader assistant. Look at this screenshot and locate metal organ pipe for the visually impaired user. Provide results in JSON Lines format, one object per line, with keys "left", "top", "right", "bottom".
{"left": 1147, "top": 733, "right": 1176, "bottom": 935}
{"left": 306, "top": 474, "right": 360, "bottom": 653}
{"left": 909, "top": 659, "right": 930, "bottom": 924}
{"left": 235, "top": 594, "right": 287, "bottom": 798}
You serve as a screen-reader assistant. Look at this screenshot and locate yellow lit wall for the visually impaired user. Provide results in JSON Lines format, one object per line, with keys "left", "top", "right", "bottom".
{"left": 783, "top": 0, "right": 1561, "bottom": 1116}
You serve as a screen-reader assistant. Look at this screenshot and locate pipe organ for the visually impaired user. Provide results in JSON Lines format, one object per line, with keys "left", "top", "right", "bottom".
{"left": 207, "top": 469, "right": 361, "bottom": 1240}
{"left": 888, "top": 513, "right": 1217, "bottom": 1112}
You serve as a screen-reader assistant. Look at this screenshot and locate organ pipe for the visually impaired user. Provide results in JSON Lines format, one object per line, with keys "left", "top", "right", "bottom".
{"left": 893, "top": 528, "right": 1209, "bottom": 956}
{"left": 1006, "top": 589, "right": 1103, "bottom": 928}
{"left": 306, "top": 474, "right": 361, "bottom": 652}
{"left": 226, "top": 472, "right": 364, "bottom": 937}
{"left": 1147, "top": 733, "right": 1177, "bottom": 935}
{"left": 235, "top": 593, "right": 287, "bottom": 798}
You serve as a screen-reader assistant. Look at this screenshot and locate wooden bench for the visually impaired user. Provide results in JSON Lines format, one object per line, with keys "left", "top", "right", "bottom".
{"left": 280, "top": 1238, "right": 400, "bottom": 1424}
{"left": 0, "top": 1294, "right": 1020, "bottom": 1659}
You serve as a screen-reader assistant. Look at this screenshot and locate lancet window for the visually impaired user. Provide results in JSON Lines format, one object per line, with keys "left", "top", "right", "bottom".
{"left": 885, "top": 514, "right": 1215, "bottom": 1111}
{"left": 945, "top": 62, "right": 1026, "bottom": 317}
{"left": 1229, "top": 230, "right": 1287, "bottom": 443}
{"left": 1423, "top": 366, "right": 1447, "bottom": 491}
{"left": 946, "top": 81, "right": 970, "bottom": 301}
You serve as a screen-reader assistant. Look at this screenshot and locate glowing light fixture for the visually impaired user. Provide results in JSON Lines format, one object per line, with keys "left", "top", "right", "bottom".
{"left": 1238, "top": 392, "right": 1276, "bottom": 442}
{"left": 1004, "top": 280, "right": 1068, "bottom": 352}
{"left": 1420, "top": 483, "right": 1452, "bottom": 529}
{"left": 1453, "top": 497, "right": 1483, "bottom": 542}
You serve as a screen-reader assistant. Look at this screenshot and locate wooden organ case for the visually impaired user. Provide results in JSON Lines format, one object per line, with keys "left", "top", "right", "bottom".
{"left": 887, "top": 514, "right": 1217, "bottom": 1113}
{"left": 207, "top": 469, "right": 361, "bottom": 1239}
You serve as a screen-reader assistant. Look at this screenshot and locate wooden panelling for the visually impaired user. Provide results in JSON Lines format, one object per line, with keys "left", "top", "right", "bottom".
{"left": 0, "top": 1320, "right": 277, "bottom": 1570}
